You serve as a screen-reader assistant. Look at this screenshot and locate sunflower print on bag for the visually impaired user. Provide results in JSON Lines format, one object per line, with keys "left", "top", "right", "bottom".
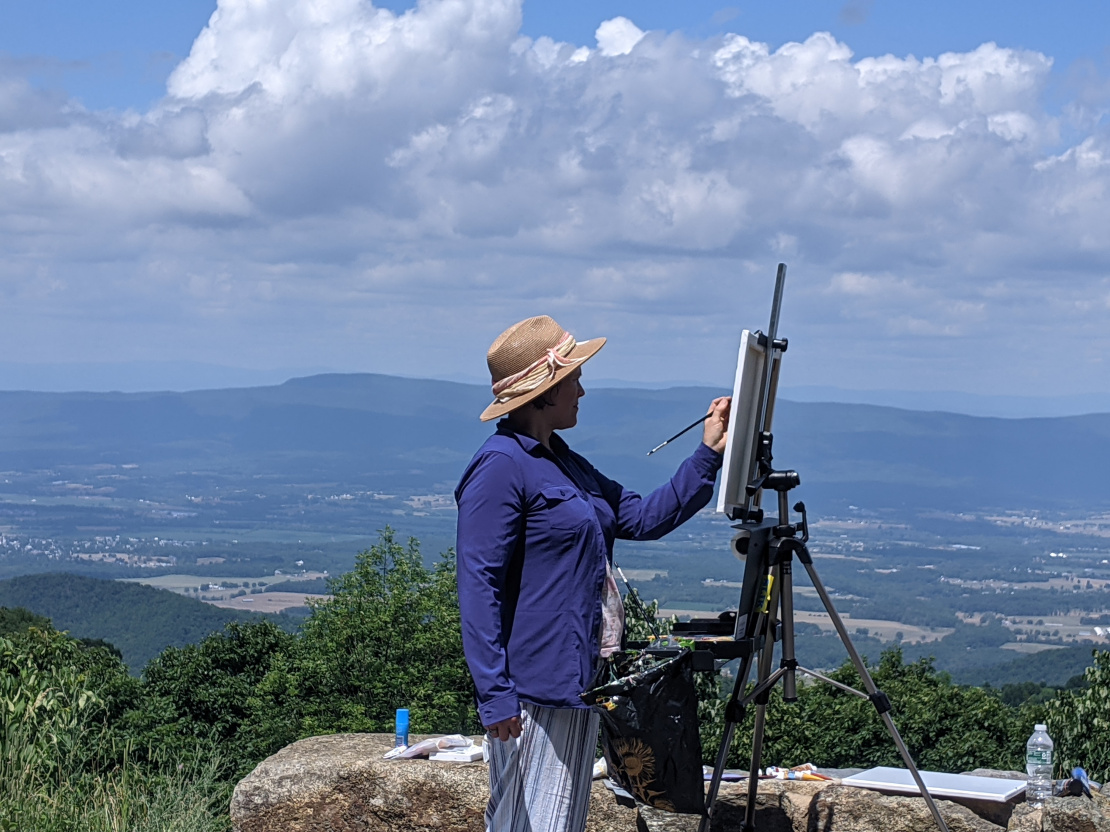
{"left": 612, "top": 738, "right": 676, "bottom": 812}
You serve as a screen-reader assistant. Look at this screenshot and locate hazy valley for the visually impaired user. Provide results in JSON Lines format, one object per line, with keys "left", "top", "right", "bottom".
{"left": 1, "top": 373, "right": 1109, "bottom": 684}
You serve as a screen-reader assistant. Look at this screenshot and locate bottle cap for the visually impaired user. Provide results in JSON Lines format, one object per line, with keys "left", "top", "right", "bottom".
{"left": 397, "top": 709, "right": 410, "bottom": 731}
{"left": 1034, "top": 723, "right": 1046, "bottom": 731}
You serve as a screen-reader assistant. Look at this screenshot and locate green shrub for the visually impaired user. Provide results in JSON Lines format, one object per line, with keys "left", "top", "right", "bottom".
{"left": 1046, "top": 649, "right": 1110, "bottom": 782}
{"left": 249, "top": 528, "right": 479, "bottom": 746}
{"left": 0, "top": 628, "right": 106, "bottom": 783}
{"left": 0, "top": 626, "right": 228, "bottom": 832}
{"left": 742, "top": 649, "right": 1028, "bottom": 772}
{"left": 1, "top": 726, "right": 229, "bottom": 832}
{"left": 125, "top": 618, "right": 293, "bottom": 780}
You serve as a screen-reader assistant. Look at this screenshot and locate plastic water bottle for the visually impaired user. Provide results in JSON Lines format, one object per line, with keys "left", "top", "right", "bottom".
{"left": 1025, "top": 723, "right": 1053, "bottom": 807}
{"left": 395, "top": 708, "right": 410, "bottom": 749}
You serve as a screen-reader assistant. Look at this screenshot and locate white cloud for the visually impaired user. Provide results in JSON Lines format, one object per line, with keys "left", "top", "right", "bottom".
{"left": 595, "top": 17, "right": 645, "bottom": 57}
{"left": 0, "top": 0, "right": 1109, "bottom": 398}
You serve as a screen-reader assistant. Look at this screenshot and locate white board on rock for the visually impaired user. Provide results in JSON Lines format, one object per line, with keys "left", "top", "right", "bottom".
{"left": 843, "top": 767, "right": 1027, "bottom": 802}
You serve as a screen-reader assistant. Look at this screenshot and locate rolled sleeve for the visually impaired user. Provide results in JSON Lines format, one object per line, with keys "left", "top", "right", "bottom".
{"left": 455, "top": 450, "right": 525, "bottom": 726}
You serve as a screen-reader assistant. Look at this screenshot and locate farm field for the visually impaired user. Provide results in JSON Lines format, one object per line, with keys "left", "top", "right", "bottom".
{"left": 652, "top": 607, "right": 953, "bottom": 645}
{"left": 209, "top": 591, "right": 328, "bottom": 613}
{"left": 121, "top": 571, "right": 330, "bottom": 613}
{"left": 793, "top": 611, "right": 953, "bottom": 644}
{"left": 123, "top": 571, "right": 327, "bottom": 592}
{"left": 1000, "top": 642, "right": 1065, "bottom": 654}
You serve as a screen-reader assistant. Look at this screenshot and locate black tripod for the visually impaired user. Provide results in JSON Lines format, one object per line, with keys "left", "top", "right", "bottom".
{"left": 697, "top": 440, "right": 951, "bottom": 832}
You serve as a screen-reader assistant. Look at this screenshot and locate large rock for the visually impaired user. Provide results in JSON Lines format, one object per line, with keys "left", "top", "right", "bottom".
{"left": 699, "top": 780, "right": 1001, "bottom": 832}
{"left": 810, "top": 784, "right": 1002, "bottom": 832}
{"left": 1042, "top": 793, "right": 1110, "bottom": 832}
{"left": 230, "top": 734, "right": 1110, "bottom": 832}
{"left": 230, "top": 734, "right": 639, "bottom": 832}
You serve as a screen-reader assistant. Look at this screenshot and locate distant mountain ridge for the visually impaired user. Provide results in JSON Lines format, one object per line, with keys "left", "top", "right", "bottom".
{"left": 782, "top": 385, "right": 1110, "bottom": 419}
{"left": 2, "top": 372, "right": 1110, "bottom": 510}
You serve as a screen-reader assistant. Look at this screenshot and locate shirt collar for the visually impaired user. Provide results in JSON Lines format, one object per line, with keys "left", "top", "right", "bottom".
{"left": 495, "top": 419, "right": 569, "bottom": 458}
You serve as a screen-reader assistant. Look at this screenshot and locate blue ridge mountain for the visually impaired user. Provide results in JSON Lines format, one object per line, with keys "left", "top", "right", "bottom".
{"left": 0, "top": 372, "right": 1108, "bottom": 509}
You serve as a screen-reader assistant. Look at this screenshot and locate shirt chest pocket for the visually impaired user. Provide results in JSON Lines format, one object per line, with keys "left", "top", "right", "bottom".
{"left": 537, "top": 485, "right": 593, "bottom": 531}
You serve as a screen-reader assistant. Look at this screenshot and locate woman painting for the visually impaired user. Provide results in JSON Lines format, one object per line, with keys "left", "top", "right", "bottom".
{"left": 455, "top": 315, "right": 729, "bottom": 832}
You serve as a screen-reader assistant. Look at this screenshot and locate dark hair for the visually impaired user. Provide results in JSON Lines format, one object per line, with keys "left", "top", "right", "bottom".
{"left": 531, "top": 381, "right": 562, "bottom": 410}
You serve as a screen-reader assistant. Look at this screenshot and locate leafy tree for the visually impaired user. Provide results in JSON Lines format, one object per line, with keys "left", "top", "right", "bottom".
{"left": 621, "top": 593, "right": 1031, "bottom": 772}
{"left": 0, "top": 625, "right": 228, "bottom": 832}
{"left": 990, "top": 681, "right": 1058, "bottom": 708}
{"left": 78, "top": 637, "right": 124, "bottom": 660}
{"left": 1, "top": 627, "right": 108, "bottom": 779}
{"left": 124, "top": 619, "right": 293, "bottom": 779}
{"left": 716, "top": 649, "right": 1027, "bottom": 772}
{"left": 1, "top": 623, "right": 141, "bottom": 731}
{"left": 111, "top": 530, "right": 476, "bottom": 782}
{"left": 621, "top": 593, "right": 669, "bottom": 644}
{"left": 0, "top": 606, "right": 52, "bottom": 636}
{"left": 249, "top": 528, "right": 479, "bottom": 750}
{"left": 1047, "top": 649, "right": 1110, "bottom": 782}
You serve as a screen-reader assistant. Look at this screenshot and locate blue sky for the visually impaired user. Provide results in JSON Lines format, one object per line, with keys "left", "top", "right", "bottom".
{"left": 1, "top": 0, "right": 1109, "bottom": 408}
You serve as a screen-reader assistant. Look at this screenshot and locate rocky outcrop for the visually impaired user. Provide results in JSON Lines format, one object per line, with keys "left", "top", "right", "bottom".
{"left": 231, "top": 734, "right": 1110, "bottom": 832}
{"left": 690, "top": 780, "right": 1003, "bottom": 832}
{"left": 1042, "top": 793, "right": 1110, "bottom": 832}
{"left": 230, "top": 734, "right": 638, "bottom": 832}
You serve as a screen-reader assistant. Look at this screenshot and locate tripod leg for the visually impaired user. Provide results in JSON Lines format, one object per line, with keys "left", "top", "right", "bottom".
{"left": 741, "top": 568, "right": 782, "bottom": 832}
{"left": 778, "top": 561, "right": 797, "bottom": 702}
{"left": 742, "top": 701, "right": 768, "bottom": 832}
{"left": 700, "top": 720, "right": 737, "bottom": 832}
{"left": 700, "top": 610, "right": 769, "bottom": 830}
{"left": 703, "top": 564, "right": 783, "bottom": 832}
{"left": 701, "top": 639, "right": 768, "bottom": 832}
{"left": 800, "top": 557, "right": 951, "bottom": 832}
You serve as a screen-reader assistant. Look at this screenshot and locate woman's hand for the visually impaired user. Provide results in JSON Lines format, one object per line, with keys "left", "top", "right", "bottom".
{"left": 702, "top": 396, "right": 731, "bottom": 455}
{"left": 486, "top": 715, "right": 523, "bottom": 742}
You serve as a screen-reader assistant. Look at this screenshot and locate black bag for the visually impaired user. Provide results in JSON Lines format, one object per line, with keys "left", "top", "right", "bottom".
{"left": 581, "top": 649, "right": 705, "bottom": 815}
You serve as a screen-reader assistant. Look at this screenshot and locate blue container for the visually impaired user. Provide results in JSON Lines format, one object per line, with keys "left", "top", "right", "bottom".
{"left": 395, "top": 708, "right": 410, "bottom": 748}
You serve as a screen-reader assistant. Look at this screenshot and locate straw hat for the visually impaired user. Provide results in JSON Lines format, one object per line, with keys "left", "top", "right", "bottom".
{"left": 480, "top": 316, "right": 605, "bottom": 422}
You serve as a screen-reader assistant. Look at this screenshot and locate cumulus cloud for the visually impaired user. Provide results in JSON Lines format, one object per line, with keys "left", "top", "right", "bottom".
{"left": 595, "top": 17, "right": 645, "bottom": 57}
{"left": 0, "top": 0, "right": 1109, "bottom": 397}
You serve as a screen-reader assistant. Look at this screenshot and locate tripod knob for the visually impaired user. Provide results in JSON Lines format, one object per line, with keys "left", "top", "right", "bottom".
{"left": 794, "top": 501, "right": 809, "bottom": 543}
{"left": 765, "top": 470, "right": 801, "bottom": 491}
{"left": 731, "top": 529, "right": 751, "bottom": 560}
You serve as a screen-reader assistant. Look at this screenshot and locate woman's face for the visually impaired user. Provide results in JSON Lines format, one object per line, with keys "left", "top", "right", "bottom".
{"left": 547, "top": 367, "right": 585, "bottom": 430}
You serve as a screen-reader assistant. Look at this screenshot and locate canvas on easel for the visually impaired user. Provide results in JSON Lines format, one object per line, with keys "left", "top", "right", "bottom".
{"left": 716, "top": 328, "right": 782, "bottom": 520}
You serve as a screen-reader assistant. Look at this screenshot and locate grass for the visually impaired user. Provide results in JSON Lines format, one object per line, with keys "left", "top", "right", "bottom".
{"left": 0, "top": 723, "right": 230, "bottom": 832}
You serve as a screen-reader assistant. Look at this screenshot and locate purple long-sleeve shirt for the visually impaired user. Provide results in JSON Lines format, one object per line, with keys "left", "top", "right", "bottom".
{"left": 455, "top": 421, "right": 722, "bottom": 726}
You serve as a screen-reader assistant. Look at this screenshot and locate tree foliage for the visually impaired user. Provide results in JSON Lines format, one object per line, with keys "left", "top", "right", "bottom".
{"left": 251, "top": 528, "right": 478, "bottom": 749}
{"left": 1046, "top": 649, "right": 1110, "bottom": 782}
{"left": 0, "top": 606, "right": 52, "bottom": 636}
{"left": 733, "top": 649, "right": 1029, "bottom": 772}
{"left": 1, "top": 627, "right": 108, "bottom": 780}
{"left": 116, "top": 529, "right": 478, "bottom": 781}
{"left": 125, "top": 618, "right": 293, "bottom": 780}
{"left": 0, "top": 625, "right": 227, "bottom": 832}
{"left": 620, "top": 592, "right": 1036, "bottom": 773}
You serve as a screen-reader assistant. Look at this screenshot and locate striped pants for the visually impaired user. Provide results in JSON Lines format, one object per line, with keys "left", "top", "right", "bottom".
{"left": 484, "top": 703, "right": 601, "bottom": 832}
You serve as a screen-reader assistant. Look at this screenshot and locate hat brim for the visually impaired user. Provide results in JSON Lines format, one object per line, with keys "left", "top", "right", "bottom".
{"left": 479, "top": 337, "right": 606, "bottom": 422}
